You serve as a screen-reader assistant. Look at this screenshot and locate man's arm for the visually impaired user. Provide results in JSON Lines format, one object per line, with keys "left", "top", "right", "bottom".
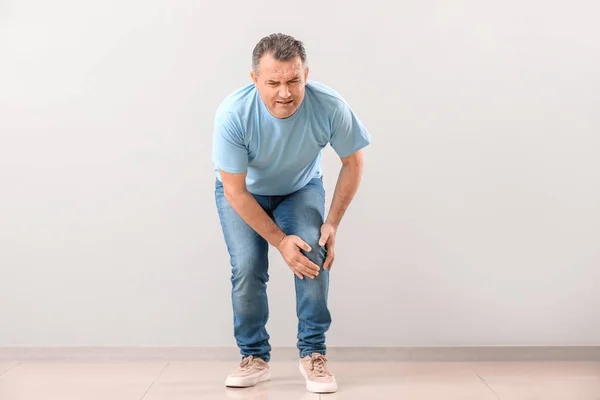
{"left": 319, "top": 99, "right": 370, "bottom": 270}
{"left": 219, "top": 170, "right": 321, "bottom": 279}
{"left": 220, "top": 170, "right": 286, "bottom": 247}
{"left": 318, "top": 149, "right": 364, "bottom": 270}
{"left": 324, "top": 149, "right": 365, "bottom": 228}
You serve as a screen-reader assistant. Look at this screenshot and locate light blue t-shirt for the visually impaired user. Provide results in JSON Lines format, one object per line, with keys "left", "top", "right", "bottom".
{"left": 212, "top": 80, "right": 371, "bottom": 195}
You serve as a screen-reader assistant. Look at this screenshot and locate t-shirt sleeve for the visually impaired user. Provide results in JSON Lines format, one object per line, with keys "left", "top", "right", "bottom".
{"left": 329, "top": 101, "right": 372, "bottom": 158}
{"left": 212, "top": 111, "right": 248, "bottom": 174}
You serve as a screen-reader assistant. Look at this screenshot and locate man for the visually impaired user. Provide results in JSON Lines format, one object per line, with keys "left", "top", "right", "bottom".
{"left": 212, "top": 33, "right": 371, "bottom": 394}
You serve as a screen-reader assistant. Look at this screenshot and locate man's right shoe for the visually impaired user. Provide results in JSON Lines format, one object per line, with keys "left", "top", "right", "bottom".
{"left": 225, "top": 355, "right": 271, "bottom": 388}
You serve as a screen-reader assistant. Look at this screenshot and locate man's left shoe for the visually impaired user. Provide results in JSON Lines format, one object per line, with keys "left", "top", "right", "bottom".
{"left": 299, "top": 353, "right": 338, "bottom": 393}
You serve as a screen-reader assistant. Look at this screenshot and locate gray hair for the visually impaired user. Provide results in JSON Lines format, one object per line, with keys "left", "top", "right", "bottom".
{"left": 252, "top": 33, "right": 307, "bottom": 75}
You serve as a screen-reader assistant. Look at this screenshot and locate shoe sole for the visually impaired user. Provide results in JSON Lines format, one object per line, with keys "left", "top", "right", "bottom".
{"left": 298, "top": 361, "right": 338, "bottom": 393}
{"left": 225, "top": 369, "right": 271, "bottom": 388}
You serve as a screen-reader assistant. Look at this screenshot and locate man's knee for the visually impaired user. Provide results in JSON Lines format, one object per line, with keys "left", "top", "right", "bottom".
{"left": 230, "top": 250, "right": 269, "bottom": 318}
{"left": 231, "top": 250, "right": 269, "bottom": 291}
{"left": 297, "top": 230, "right": 326, "bottom": 267}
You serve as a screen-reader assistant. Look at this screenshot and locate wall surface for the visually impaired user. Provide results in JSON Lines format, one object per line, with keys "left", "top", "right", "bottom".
{"left": 1, "top": 0, "right": 599, "bottom": 346}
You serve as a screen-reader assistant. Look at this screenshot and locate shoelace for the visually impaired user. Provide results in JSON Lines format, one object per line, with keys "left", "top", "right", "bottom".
{"left": 310, "top": 355, "right": 330, "bottom": 377}
{"left": 240, "top": 356, "right": 258, "bottom": 371}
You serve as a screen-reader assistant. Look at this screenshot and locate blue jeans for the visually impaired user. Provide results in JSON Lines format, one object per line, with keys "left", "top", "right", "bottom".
{"left": 215, "top": 177, "right": 331, "bottom": 362}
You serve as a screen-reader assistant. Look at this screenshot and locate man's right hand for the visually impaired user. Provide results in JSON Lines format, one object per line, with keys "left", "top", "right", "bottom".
{"left": 276, "top": 235, "right": 321, "bottom": 280}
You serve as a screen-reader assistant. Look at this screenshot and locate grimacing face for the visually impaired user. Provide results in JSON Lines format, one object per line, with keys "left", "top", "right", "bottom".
{"left": 250, "top": 53, "right": 309, "bottom": 119}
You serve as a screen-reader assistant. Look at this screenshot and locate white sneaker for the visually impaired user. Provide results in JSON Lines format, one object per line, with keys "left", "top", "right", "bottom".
{"left": 299, "top": 353, "right": 338, "bottom": 393}
{"left": 225, "top": 356, "right": 270, "bottom": 388}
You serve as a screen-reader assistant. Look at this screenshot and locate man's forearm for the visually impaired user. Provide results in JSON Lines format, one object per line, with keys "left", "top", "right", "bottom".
{"left": 325, "top": 161, "right": 363, "bottom": 228}
{"left": 225, "top": 191, "right": 286, "bottom": 247}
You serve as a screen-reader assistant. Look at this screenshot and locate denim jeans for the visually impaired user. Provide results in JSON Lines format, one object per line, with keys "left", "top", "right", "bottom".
{"left": 215, "top": 177, "right": 331, "bottom": 362}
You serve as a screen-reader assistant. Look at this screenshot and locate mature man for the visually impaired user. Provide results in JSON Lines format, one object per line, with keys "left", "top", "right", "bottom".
{"left": 212, "top": 33, "right": 371, "bottom": 394}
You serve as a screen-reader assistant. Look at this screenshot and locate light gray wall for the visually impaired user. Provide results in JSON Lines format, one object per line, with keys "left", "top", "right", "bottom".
{"left": 1, "top": 0, "right": 599, "bottom": 347}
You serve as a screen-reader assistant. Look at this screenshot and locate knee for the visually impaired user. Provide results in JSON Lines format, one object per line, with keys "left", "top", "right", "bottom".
{"left": 297, "top": 231, "right": 326, "bottom": 267}
{"left": 231, "top": 250, "right": 268, "bottom": 292}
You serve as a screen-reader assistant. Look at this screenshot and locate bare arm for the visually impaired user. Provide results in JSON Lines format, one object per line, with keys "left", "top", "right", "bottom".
{"left": 220, "top": 170, "right": 286, "bottom": 247}
{"left": 219, "top": 169, "right": 321, "bottom": 279}
{"left": 325, "top": 149, "right": 365, "bottom": 228}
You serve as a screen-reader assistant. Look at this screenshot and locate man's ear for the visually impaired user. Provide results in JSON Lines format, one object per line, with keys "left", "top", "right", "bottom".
{"left": 250, "top": 70, "right": 258, "bottom": 84}
{"left": 304, "top": 66, "right": 310, "bottom": 82}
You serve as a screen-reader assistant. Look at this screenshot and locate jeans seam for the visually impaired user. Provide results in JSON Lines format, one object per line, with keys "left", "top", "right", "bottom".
{"left": 294, "top": 273, "right": 300, "bottom": 322}
{"left": 272, "top": 211, "right": 298, "bottom": 315}
{"left": 272, "top": 206, "right": 303, "bottom": 354}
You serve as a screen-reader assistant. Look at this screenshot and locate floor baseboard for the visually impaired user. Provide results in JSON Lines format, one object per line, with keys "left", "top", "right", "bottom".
{"left": 1, "top": 346, "right": 599, "bottom": 362}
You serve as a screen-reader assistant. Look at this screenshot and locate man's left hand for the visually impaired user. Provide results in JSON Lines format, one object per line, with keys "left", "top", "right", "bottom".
{"left": 319, "top": 222, "right": 337, "bottom": 270}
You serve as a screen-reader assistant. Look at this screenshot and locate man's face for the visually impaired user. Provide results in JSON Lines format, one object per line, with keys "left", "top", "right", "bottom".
{"left": 251, "top": 53, "right": 309, "bottom": 119}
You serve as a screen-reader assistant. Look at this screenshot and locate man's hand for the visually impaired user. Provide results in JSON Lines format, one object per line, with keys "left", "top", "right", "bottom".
{"left": 319, "top": 222, "right": 337, "bottom": 270}
{"left": 277, "top": 235, "right": 321, "bottom": 279}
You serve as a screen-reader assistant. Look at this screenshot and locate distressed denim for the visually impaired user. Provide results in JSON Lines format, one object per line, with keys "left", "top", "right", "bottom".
{"left": 215, "top": 177, "right": 331, "bottom": 362}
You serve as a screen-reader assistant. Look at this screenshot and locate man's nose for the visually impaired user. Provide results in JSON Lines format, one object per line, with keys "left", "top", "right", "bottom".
{"left": 279, "top": 85, "right": 291, "bottom": 98}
